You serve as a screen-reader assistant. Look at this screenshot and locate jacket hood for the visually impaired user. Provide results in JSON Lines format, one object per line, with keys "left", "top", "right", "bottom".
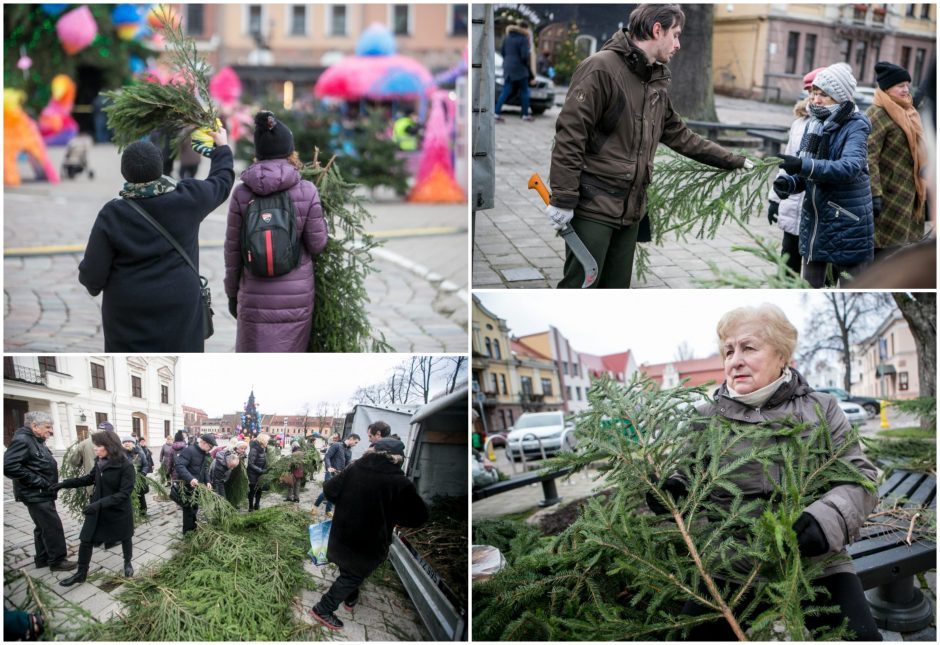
{"left": 714, "top": 367, "right": 814, "bottom": 409}
{"left": 240, "top": 159, "right": 301, "bottom": 196}
{"left": 794, "top": 97, "right": 811, "bottom": 118}
{"left": 355, "top": 451, "right": 405, "bottom": 474}
{"left": 601, "top": 30, "right": 670, "bottom": 83}
{"left": 505, "top": 25, "right": 528, "bottom": 36}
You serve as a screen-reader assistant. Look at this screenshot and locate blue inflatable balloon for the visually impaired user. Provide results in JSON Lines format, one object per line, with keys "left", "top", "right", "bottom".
{"left": 112, "top": 4, "right": 144, "bottom": 25}
{"left": 41, "top": 4, "right": 69, "bottom": 16}
{"left": 129, "top": 55, "right": 146, "bottom": 74}
{"left": 355, "top": 24, "right": 396, "bottom": 57}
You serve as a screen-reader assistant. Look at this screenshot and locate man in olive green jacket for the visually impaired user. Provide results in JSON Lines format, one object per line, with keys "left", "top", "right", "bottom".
{"left": 547, "top": 4, "right": 752, "bottom": 288}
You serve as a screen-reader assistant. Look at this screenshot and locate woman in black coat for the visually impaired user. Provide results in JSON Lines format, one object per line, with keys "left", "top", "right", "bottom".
{"left": 54, "top": 431, "right": 136, "bottom": 586}
{"left": 246, "top": 433, "right": 270, "bottom": 512}
{"left": 309, "top": 439, "right": 428, "bottom": 631}
{"left": 77, "top": 128, "right": 234, "bottom": 352}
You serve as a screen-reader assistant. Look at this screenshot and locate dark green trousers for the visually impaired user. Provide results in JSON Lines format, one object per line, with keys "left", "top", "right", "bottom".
{"left": 558, "top": 217, "right": 640, "bottom": 289}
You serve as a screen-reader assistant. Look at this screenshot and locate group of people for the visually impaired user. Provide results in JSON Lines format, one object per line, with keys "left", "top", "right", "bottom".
{"left": 5, "top": 414, "right": 428, "bottom": 636}
{"left": 539, "top": 3, "right": 931, "bottom": 289}
{"left": 78, "top": 110, "right": 328, "bottom": 352}
{"left": 768, "top": 59, "right": 928, "bottom": 287}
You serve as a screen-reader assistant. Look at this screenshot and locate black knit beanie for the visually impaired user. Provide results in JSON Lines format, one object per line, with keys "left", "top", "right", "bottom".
{"left": 120, "top": 141, "right": 164, "bottom": 183}
{"left": 874, "top": 61, "right": 912, "bottom": 91}
{"left": 253, "top": 111, "right": 294, "bottom": 160}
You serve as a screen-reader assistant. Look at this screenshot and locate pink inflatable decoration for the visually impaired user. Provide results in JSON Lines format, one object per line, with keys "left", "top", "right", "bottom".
{"left": 408, "top": 90, "right": 464, "bottom": 203}
{"left": 56, "top": 6, "right": 98, "bottom": 55}
{"left": 39, "top": 74, "right": 79, "bottom": 146}
{"left": 209, "top": 67, "right": 242, "bottom": 106}
{"left": 314, "top": 55, "right": 434, "bottom": 101}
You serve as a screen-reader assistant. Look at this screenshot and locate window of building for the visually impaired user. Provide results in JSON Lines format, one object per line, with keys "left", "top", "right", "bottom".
{"left": 521, "top": 376, "right": 533, "bottom": 395}
{"left": 161, "top": 384, "right": 169, "bottom": 404}
{"left": 541, "top": 378, "right": 553, "bottom": 396}
{"left": 499, "top": 409, "right": 507, "bottom": 429}
{"left": 500, "top": 374, "right": 508, "bottom": 395}
{"left": 485, "top": 338, "right": 492, "bottom": 356}
{"left": 906, "top": 4, "right": 916, "bottom": 17}
{"left": 328, "top": 5, "right": 347, "bottom": 36}
{"left": 248, "top": 5, "right": 263, "bottom": 37}
{"left": 391, "top": 5, "right": 410, "bottom": 36}
{"left": 449, "top": 3, "right": 468, "bottom": 36}
{"left": 920, "top": 3, "right": 931, "bottom": 19}
{"left": 508, "top": 409, "right": 514, "bottom": 425}
{"left": 491, "top": 373, "right": 499, "bottom": 393}
{"left": 785, "top": 32, "right": 800, "bottom": 74}
{"left": 914, "top": 48, "right": 926, "bottom": 84}
{"left": 854, "top": 41, "right": 869, "bottom": 82}
{"left": 132, "top": 417, "right": 141, "bottom": 437}
{"left": 90, "top": 363, "right": 106, "bottom": 390}
{"left": 95, "top": 412, "right": 108, "bottom": 428}
{"left": 899, "top": 371, "right": 909, "bottom": 390}
{"left": 840, "top": 38, "right": 852, "bottom": 63}
{"left": 566, "top": 385, "right": 572, "bottom": 401}
{"left": 576, "top": 386, "right": 582, "bottom": 401}
{"left": 290, "top": 5, "right": 307, "bottom": 36}
{"left": 132, "top": 375, "right": 142, "bottom": 398}
{"left": 573, "top": 363, "right": 579, "bottom": 376}
{"left": 185, "top": 4, "right": 204, "bottom": 36}
{"left": 38, "top": 356, "right": 57, "bottom": 374}
{"left": 562, "top": 361, "right": 568, "bottom": 375}
{"left": 493, "top": 340, "right": 501, "bottom": 359}
{"left": 164, "top": 420, "right": 171, "bottom": 437}
{"left": 901, "top": 46, "right": 912, "bottom": 70}
{"left": 803, "top": 33, "right": 817, "bottom": 71}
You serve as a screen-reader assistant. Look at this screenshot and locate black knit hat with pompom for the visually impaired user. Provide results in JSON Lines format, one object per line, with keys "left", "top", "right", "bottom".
{"left": 253, "top": 110, "right": 294, "bottom": 160}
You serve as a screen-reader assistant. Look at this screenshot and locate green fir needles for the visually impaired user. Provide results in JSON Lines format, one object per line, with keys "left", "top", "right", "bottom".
{"left": 302, "top": 151, "right": 393, "bottom": 352}
{"left": 474, "top": 375, "right": 878, "bottom": 641}
{"left": 103, "top": 6, "right": 219, "bottom": 155}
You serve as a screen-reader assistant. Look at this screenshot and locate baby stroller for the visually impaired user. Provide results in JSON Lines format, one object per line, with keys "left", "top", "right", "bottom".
{"left": 61, "top": 135, "right": 94, "bottom": 180}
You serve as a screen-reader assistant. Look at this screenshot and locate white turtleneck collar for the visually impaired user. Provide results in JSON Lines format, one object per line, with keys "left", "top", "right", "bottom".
{"left": 726, "top": 367, "right": 792, "bottom": 409}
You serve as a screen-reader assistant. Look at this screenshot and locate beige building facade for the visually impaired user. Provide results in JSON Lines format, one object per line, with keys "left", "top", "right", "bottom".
{"left": 852, "top": 312, "right": 922, "bottom": 399}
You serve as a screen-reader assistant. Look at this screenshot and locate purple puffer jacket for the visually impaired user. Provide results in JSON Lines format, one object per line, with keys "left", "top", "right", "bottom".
{"left": 224, "top": 159, "right": 328, "bottom": 352}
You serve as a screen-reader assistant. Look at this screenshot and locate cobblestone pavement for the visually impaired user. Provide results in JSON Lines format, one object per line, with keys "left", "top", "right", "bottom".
{"left": 472, "top": 94, "right": 798, "bottom": 288}
{"left": 3, "top": 463, "right": 431, "bottom": 641}
{"left": 4, "top": 144, "right": 467, "bottom": 353}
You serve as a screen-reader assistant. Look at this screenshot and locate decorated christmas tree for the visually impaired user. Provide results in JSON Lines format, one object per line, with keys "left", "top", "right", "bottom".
{"left": 241, "top": 389, "right": 260, "bottom": 439}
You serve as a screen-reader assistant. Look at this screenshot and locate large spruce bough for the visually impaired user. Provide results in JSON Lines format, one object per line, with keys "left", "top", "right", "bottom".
{"left": 474, "top": 376, "right": 877, "bottom": 641}
{"left": 103, "top": 7, "right": 219, "bottom": 154}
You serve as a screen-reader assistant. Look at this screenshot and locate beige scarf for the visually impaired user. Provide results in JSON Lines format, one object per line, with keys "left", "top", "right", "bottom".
{"left": 874, "top": 88, "right": 927, "bottom": 213}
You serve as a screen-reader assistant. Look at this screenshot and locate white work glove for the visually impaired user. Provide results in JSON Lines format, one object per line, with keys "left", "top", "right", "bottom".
{"left": 741, "top": 159, "right": 755, "bottom": 171}
{"left": 545, "top": 204, "right": 574, "bottom": 231}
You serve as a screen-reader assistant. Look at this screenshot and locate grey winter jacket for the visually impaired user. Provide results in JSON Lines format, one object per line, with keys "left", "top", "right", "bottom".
{"left": 694, "top": 369, "right": 878, "bottom": 578}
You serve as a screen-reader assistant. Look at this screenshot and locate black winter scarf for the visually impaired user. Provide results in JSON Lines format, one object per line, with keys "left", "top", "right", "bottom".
{"left": 798, "top": 101, "right": 855, "bottom": 160}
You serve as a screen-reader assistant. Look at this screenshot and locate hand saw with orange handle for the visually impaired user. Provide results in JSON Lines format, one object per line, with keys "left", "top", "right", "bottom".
{"left": 528, "top": 173, "right": 598, "bottom": 288}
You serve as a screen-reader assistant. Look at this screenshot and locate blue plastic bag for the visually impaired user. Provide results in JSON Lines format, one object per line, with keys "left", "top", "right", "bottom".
{"left": 308, "top": 519, "right": 332, "bottom": 565}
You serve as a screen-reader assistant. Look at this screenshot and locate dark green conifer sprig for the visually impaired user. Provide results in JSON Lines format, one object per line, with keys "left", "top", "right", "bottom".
{"left": 302, "top": 152, "right": 393, "bottom": 352}
{"left": 102, "top": 7, "right": 219, "bottom": 155}
{"left": 476, "top": 375, "right": 876, "bottom": 641}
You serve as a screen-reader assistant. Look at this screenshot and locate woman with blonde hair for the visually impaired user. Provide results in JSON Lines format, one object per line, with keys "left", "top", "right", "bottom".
{"left": 651, "top": 304, "right": 881, "bottom": 639}
{"left": 246, "top": 432, "right": 270, "bottom": 511}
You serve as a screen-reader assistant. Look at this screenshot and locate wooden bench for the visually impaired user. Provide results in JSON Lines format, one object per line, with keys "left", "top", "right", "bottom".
{"left": 848, "top": 470, "right": 936, "bottom": 632}
{"left": 472, "top": 466, "right": 574, "bottom": 508}
{"left": 745, "top": 129, "right": 790, "bottom": 156}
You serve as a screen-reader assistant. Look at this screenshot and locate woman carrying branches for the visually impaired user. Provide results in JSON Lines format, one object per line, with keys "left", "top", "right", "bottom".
{"left": 773, "top": 62, "right": 875, "bottom": 288}
{"left": 53, "top": 430, "right": 136, "bottom": 587}
{"left": 650, "top": 304, "right": 880, "bottom": 640}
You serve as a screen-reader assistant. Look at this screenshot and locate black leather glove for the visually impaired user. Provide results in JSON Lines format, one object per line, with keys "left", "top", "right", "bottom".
{"left": 228, "top": 296, "right": 237, "bottom": 319}
{"left": 83, "top": 503, "right": 100, "bottom": 516}
{"left": 773, "top": 176, "right": 793, "bottom": 200}
{"left": 50, "top": 482, "right": 63, "bottom": 492}
{"left": 636, "top": 213, "right": 652, "bottom": 243}
{"left": 767, "top": 201, "right": 780, "bottom": 225}
{"left": 778, "top": 154, "right": 802, "bottom": 175}
{"left": 646, "top": 477, "right": 688, "bottom": 515}
{"left": 872, "top": 196, "right": 882, "bottom": 219}
{"left": 793, "top": 511, "right": 829, "bottom": 557}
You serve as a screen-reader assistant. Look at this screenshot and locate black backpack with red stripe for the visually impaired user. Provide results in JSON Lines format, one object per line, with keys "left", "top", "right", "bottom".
{"left": 242, "top": 190, "right": 301, "bottom": 277}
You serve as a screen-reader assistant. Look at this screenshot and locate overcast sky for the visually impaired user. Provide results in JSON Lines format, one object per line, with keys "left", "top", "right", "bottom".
{"left": 475, "top": 291, "right": 833, "bottom": 365}
{"left": 179, "top": 355, "right": 461, "bottom": 416}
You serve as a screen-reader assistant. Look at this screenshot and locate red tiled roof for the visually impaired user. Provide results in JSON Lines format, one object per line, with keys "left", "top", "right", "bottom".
{"left": 602, "top": 351, "right": 632, "bottom": 373}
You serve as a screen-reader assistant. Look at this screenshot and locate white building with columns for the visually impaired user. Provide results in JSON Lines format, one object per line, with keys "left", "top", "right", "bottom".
{"left": 4, "top": 356, "right": 182, "bottom": 451}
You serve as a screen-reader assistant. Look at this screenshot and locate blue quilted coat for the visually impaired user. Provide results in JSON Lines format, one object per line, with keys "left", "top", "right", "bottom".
{"left": 785, "top": 111, "right": 874, "bottom": 265}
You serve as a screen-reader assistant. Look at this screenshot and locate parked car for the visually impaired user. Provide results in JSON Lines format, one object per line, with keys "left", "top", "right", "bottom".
{"left": 817, "top": 387, "right": 881, "bottom": 417}
{"left": 494, "top": 53, "right": 556, "bottom": 116}
{"left": 854, "top": 87, "right": 876, "bottom": 111}
{"left": 837, "top": 400, "right": 868, "bottom": 425}
{"left": 505, "top": 411, "right": 574, "bottom": 461}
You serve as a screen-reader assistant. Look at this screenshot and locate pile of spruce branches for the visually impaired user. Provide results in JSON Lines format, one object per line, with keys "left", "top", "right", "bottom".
{"left": 398, "top": 495, "right": 468, "bottom": 608}
{"left": 473, "top": 375, "right": 878, "bottom": 641}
